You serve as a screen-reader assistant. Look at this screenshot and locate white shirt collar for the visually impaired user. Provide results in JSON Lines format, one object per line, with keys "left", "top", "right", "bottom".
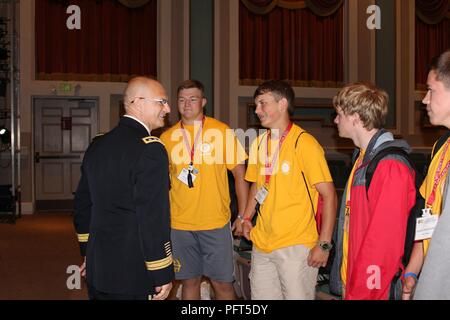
{"left": 124, "top": 115, "right": 151, "bottom": 135}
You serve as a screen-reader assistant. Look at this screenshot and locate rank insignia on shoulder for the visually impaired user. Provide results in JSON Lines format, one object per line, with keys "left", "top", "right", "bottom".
{"left": 142, "top": 136, "right": 164, "bottom": 146}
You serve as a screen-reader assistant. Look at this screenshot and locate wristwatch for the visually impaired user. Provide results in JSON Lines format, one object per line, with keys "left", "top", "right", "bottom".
{"left": 237, "top": 214, "right": 247, "bottom": 224}
{"left": 318, "top": 241, "right": 333, "bottom": 252}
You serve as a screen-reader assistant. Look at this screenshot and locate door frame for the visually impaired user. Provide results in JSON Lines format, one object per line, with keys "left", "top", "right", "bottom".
{"left": 31, "top": 96, "right": 99, "bottom": 211}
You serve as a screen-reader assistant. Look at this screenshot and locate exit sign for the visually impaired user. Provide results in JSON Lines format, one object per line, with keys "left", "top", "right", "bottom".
{"left": 59, "top": 83, "right": 72, "bottom": 92}
{"left": 57, "top": 83, "right": 75, "bottom": 95}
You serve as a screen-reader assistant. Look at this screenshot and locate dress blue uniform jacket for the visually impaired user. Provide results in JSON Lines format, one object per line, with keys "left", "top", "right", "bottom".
{"left": 74, "top": 116, "right": 174, "bottom": 295}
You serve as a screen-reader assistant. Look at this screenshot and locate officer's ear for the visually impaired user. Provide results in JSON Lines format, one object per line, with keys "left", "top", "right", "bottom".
{"left": 126, "top": 98, "right": 140, "bottom": 113}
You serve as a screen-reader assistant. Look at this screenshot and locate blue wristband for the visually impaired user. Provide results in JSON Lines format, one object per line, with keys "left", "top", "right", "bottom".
{"left": 404, "top": 272, "right": 418, "bottom": 280}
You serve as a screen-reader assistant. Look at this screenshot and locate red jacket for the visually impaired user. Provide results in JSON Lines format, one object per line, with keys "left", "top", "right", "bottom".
{"left": 345, "top": 158, "right": 416, "bottom": 300}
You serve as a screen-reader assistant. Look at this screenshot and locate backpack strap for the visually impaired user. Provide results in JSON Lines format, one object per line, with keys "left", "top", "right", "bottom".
{"left": 295, "top": 131, "right": 306, "bottom": 149}
{"left": 295, "top": 131, "right": 316, "bottom": 218}
{"left": 365, "top": 147, "right": 413, "bottom": 196}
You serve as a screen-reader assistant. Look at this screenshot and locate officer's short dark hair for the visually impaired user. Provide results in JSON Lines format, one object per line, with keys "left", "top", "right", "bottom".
{"left": 177, "top": 80, "right": 205, "bottom": 97}
{"left": 253, "top": 80, "right": 295, "bottom": 116}
{"left": 430, "top": 50, "right": 450, "bottom": 90}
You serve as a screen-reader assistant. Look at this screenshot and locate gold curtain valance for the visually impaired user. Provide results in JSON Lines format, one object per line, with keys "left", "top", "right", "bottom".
{"left": 117, "top": 0, "right": 150, "bottom": 9}
{"left": 240, "top": 0, "right": 343, "bottom": 17}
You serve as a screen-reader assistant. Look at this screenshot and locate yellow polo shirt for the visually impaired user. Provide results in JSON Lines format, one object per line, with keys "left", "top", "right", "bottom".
{"left": 420, "top": 137, "right": 450, "bottom": 255}
{"left": 245, "top": 124, "right": 333, "bottom": 253}
{"left": 160, "top": 117, "right": 247, "bottom": 231}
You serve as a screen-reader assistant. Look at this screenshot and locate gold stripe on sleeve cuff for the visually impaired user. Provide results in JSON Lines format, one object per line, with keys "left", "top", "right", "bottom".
{"left": 77, "top": 233, "right": 89, "bottom": 243}
{"left": 146, "top": 255, "right": 173, "bottom": 271}
{"left": 164, "top": 242, "right": 172, "bottom": 256}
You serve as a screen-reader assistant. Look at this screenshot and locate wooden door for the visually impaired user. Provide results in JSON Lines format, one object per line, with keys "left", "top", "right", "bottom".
{"left": 34, "top": 97, "right": 98, "bottom": 211}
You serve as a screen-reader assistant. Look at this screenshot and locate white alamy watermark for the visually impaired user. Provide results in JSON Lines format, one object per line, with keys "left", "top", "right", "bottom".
{"left": 66, "top": 5, "right": 81, "bottom": 30}
{"left": 366, "top": 5, "right": 381, "bottom": 30}
{"left": 366, "top": 265, "right": 381, "bottom": 290}
{"left": 66, "top": 265, "right": 81, "bottom": 290}
{"left": 167, "top": 121, "right": 286, "bottom": 176}
{"left": 64, "top": 5, "right": 380, "bottom": 31}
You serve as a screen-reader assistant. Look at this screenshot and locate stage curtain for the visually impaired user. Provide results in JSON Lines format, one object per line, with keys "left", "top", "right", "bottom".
{"left": 415, "top": 1, "right": 450, "bottom": 90}
{"left": 35, "top": 0, "right": 157, "bottom": 82}
{"left": 241, "top": 0, "right": 342, "bottom": 16}
{"left": 118, "top": 0, "right": 150, "bottom": 8}
{"left": 239, "top": 0, "right": 344, "bottom": 87}
{"left": 415, "top": 0, "right": 449, "bottom": 25}
{"left": 305, "top": 0, "right": 343, "bottom": 17}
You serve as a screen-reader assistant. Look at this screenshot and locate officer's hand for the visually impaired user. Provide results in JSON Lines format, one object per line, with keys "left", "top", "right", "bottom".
{"left": 232, "top": 219, "right": 243, "bottom": 236}
{"left": 402, "top": 276, "right": 417, "bottom": 300}
{"left": 307, "top": 246, "right": 329, "bottom": 268}
{"left": 242, "top": 220, "right": 253, "bottom": 241}
{"left": 79, "top": 257, "right": 86, "bottom": 277}
{"left": 152, "top": 282, "right": 173, "bottom": 300}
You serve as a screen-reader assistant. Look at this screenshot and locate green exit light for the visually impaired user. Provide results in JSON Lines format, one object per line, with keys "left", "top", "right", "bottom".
{"left": 59, "top": 83, "right": 72, "bottom": 92}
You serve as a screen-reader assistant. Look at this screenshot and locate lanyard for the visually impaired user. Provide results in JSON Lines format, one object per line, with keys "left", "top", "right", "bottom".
{"left": 264, "top": 122, "right": 293, "bottom": 186}
{"left": 427, "top": 139, "right": 450, "bottom": 208}
{"left": 180, "top": 116, "right": 206, "bottom": 166}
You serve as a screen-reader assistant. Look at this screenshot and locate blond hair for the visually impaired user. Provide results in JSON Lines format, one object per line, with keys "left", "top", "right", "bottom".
{"left": 333, "top": 82, "right": 389, "bottom": 130}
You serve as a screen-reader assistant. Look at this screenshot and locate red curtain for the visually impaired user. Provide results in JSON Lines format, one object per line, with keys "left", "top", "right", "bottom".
{"left": 415, "top": 16, "right": 450, "bottom": 90}
{"left": 416, "top": 0, "right": 449, "bottom": 25}
{"left": 35, "top": 0, "right": 157, "bottom": 82}
{"left": 239, "top": 1, "right": 344, "bottom": 87}
{"left": 241, "top": 0, "right": 342, "bottom": 16}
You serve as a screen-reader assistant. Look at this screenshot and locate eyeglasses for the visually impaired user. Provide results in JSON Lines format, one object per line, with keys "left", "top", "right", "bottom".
{"left": 131, "top": 97, "right": 169, "bottom": 107}
{"left": 177, "top": 97, "right": 202, "bottom": 105}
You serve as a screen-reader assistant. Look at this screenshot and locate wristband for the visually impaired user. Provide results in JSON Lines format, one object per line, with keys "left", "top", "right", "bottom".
{"left": 404, "top": 272, "right": 418, "bottom": 280}
{"left": 237, "top": 214, "right": 244, "bottom": 221}
{"left": 243, "top": 216, "right": 252, "bottom": 222}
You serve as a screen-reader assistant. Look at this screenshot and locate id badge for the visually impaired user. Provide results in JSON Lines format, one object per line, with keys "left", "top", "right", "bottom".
{"left": 177, "top": 168, "right": 197, "bottom": 186}
{"left": 255, "top": 186, "right": 269, "bottom": 205}
{"left": 187, "top": 164, "right": 199, "bottom": 175}
{"left": 415, "top": 208, "right": 439, "bottom": 241}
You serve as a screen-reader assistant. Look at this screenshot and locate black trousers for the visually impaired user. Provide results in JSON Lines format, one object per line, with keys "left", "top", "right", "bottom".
{"left": 88, "top": 284, "right": 149, "bottom": 300}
